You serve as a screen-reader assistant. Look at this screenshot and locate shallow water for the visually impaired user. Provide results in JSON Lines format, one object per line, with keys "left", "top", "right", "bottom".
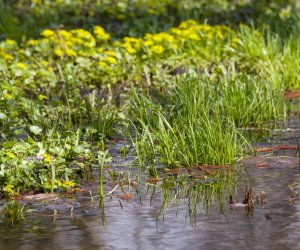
{"left": 1, "top": 116, "right": 300, "bottom": 250}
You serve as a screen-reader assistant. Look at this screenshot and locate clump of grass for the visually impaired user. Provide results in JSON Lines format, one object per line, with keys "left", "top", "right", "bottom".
{"left": 135, "top": 109, "right": 244, "bottom": 167}
{"left": 130, "top": 69, "right": 286, "bottom": 168}
{"left": 212, "top": 72, "right": 286, "bottom": 126}
{"left": 130, "top": 80, "right": 248, "bottom": 167}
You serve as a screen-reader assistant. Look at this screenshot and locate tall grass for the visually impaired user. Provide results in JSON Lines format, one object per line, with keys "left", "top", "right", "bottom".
{"left": 130, "top": 70, "right": 286, "bottom": 167}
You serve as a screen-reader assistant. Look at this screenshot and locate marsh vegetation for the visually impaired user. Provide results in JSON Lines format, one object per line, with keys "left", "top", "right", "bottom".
{"left": 0, "top": 1, "right": 300, "bottom": 249}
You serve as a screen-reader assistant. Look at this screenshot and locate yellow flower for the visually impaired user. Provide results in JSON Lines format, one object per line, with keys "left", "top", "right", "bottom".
{"left": 66, "top": 49, "right": 77, "bottom": 57}
{"left": 3, "top": 53, "right": 13, "bottom": 61}
{"left": 27, "top": 39, "right": 39, "bottom": 46}
{"left": 83, "top": 41, "right": 95, "bottom": 48}
{"left": 4, "top": 93, "right": 13, "bottom": 100}
{"left": 98, "top": 61, "right": 108, "bottom": 67}
{"left": 122, "top": 43, "right": 136, "bottom": 54}
{"left": 4, "top": 184, "right": 16, "bottom": 196}
{"left": 188, "top": 33, "right": 200, "bottom": 41}
{"left": 170, "top": 28, "right": 183, "bottom": 36}
{"left": 97, "top": 48, "right": 104, "bottom": 53}
{"left": 179, "top": 20, "right": 198, "bottom": 29}
{"left": 5, "top": 39, "right": 17, "bottom": 46}
{"left": 54, "top": 47, "right": 63, "bottom": 57}
{"left": 93, "top": 26, "right": 110, "bottom": 41}
{"left": 150, "top": 45, "right": 165, "bottom": 55}
{"left": 16, "top": 62, "right": 26, "bottom": 70}
{"left": 105, "top": 56, "right": 117, "bottom": 64}
{"left": 5, "top": 152, "right": 16, "bottom": 159}
{"left": 152, "top": 32, "right": 174, "bottom": 43}
{"left": 59, "top": 30, "right": 72, "bottom": 39}
{"left": 143, "top": 40, "right": 154, "bottom": 47}
{"left": 104, "top": 50, "right": 117, "bottom": 57}
{"left": 41, "top": 153, "right": 51, "bottom": 163}
{"left": 62, "top": 180, "right": 75, "bottom": 188}
{"left": 126, "top": 47, "right": 136, "bottom": 54}
{"left": 55, "top": 179, "right": 63, "bottom": 187}
{"left": 41, "top": 29, "right": 55, "bottom": 38}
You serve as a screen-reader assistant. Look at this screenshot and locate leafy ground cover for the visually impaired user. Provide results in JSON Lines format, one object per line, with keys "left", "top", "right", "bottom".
{"left": 0, "top": 0, "right": 299, "bottom": 197}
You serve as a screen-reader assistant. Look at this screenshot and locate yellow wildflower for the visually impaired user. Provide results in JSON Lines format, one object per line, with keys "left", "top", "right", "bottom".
{"left": 126, "top": 46, "right": 136, "bottom": 54}
{"left": 83, "top": 41, "right": 95, "bottom": 48}
{"left": 55, "top": 179, "right": 63, "bottom": 187}
{"left": 122, "top": 43, "right": 136, "bottom": 54}
{"left": 5, "top": 39, "right": 17, "bottom": 46}
{"left": 41, "top": 153, "right": 51, "bottom": 163}
{"left": 41, "top": 29, "right": 55, "bottom": 38}
{"left": 62, "top": 180, "right": 75, "bottom": 188}
{"left": 93, "top": 26, "right": 110, "bottom": 41}
{"left": 27, "top": 39, "right": 39, "bottom": 46}
{"left": 188, "top": 33, "right": 200, "bottom": 41}
{"left": 105, "top": 56, "right": 117, "bottom": 64}
{"left": 104, "top": 50, "right": 117, "bottom": 57}
{"left": 3, "top": 53, "right": 13, "bottom": 61}
{"left": 4, "top": 93, "right": 13, "bottom": 100}
{"left": 152, "top": 32, "right": 174, "bottom": 43}
{"left": 5, "top": 152, "right": 16, "bottom": 159}
{"left": 98, "top": 61, "right": 108, "bottom": 67}
{"left": 59, "top": 30, "right": 72, "bottom": 39}
{"left": 150, "top": 45, "right": 165, "bottom": 54}
{"left": 143, "top": 40, "right": 154, "bottom": 47}
{"left": 66, "top": 49, "right": 77, "bottom": 57}
{"left": 54, "top": 47, "right": 63, "bottom": 57}
{"left": 4, "top": 184, "right": 16, "bottom": 196}
{"left": 179, "top": 20, "right": 198, "bottom": 29}
{"left": 16, "top": 62, "right": 26, "bottom": 70}
{"left": 97, "top": 48, "right": 104, "bottom": 53}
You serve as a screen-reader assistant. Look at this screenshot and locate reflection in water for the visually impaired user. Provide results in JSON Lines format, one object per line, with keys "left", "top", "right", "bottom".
{"left": 1, "top": 156, "right": 299, "bottom": 250}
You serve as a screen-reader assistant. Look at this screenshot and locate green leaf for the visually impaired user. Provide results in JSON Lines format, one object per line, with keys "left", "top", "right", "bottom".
{"left": 72, "top": 145, "right": 84, "bottom": 153}
{"left": 29, "top": 126, "right": 42, "bottom": 135}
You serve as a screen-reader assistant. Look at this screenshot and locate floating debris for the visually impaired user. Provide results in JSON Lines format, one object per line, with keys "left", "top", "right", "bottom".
{"left": 289, "top": 185, "right": 298, "bottom": 204}
{"left": 256, "top": 145, "right": 299, "bottom": 153}
{"left": 255, "top": 162, "right": 269, "bottom": 168}
{"left": 21, "top": 193, "right": 57, "bottom": 202}
{"left": 118, "top": 193, "right": 134, "bottom": 201}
